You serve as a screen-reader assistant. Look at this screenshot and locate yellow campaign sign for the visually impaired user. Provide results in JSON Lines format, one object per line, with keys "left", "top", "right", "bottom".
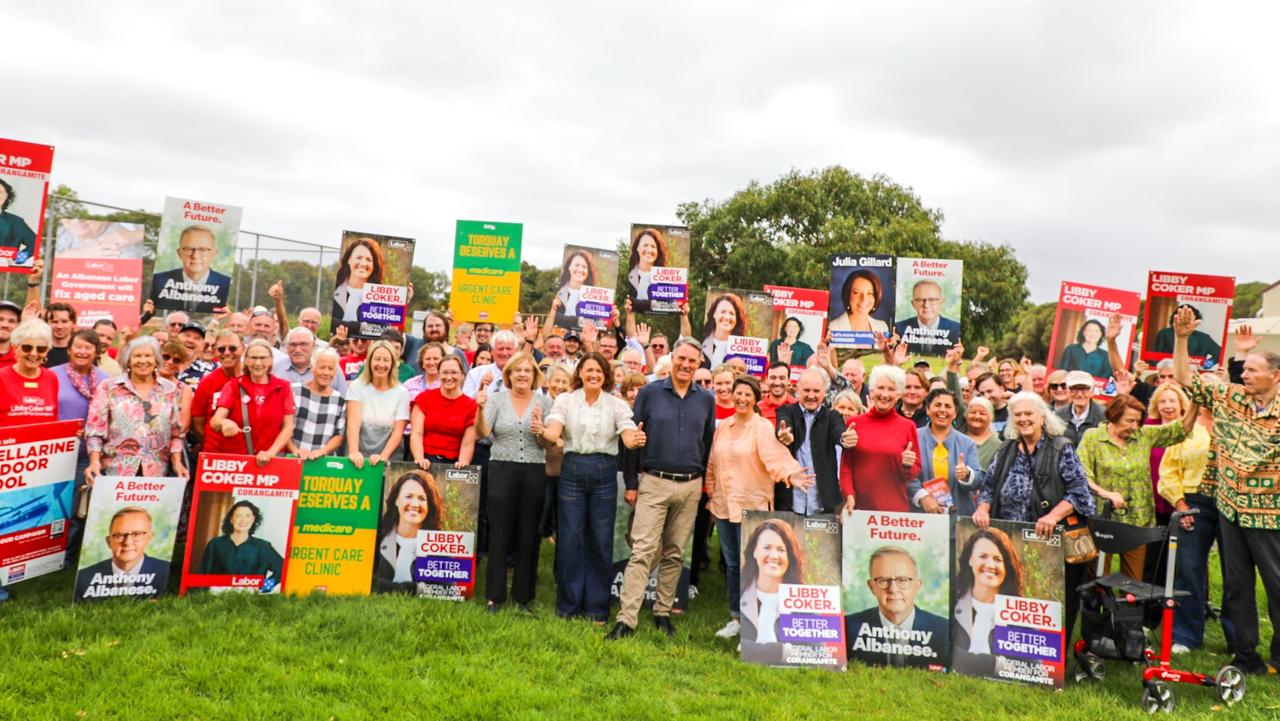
{"left": 284, "top": 458, "right": 383, "bottom": 597}
{"left": 451, "top": 219, "right": 523, "bottom": 324}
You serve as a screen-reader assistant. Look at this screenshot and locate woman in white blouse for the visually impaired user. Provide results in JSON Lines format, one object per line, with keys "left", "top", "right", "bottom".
{"left": 538, "top": 351, "right": 647, "bottom": 622}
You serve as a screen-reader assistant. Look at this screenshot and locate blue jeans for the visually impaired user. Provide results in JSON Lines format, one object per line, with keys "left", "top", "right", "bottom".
{"left": 555, "top": 453, "right": 617, "bottom": 620}
{"left": 1172, "top": 493, "right": 1237, "bottom": 649}
{"left": 716, "top": 518, "right": 741, "bottom": 618}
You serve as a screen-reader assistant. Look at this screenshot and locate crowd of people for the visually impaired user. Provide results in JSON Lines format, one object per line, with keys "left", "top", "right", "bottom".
{"left": 1, "top": 271, "right": 1277, "bottom": 678}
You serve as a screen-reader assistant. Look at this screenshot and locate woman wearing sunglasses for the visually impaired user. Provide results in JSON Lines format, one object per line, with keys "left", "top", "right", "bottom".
{"left": 84, "top": 336, "right": 187, "bottom": 484}
{"left": 0, "top": 319, "right": 61, "bottom": 426}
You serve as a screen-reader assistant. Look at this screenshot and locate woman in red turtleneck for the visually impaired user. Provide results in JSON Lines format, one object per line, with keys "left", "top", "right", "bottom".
{"left": 839, "top": 364, "right": 922, "bottom": 512}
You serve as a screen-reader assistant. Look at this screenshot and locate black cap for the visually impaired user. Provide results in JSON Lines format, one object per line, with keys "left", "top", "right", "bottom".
{"left": 564, "top": 331, "right": 581, "bottom": 342}
{"left": 178, "top": 321, "right": 206, "bottom": 335}
{"left": 0, "top": 300, "right": 21, "bottom": 317}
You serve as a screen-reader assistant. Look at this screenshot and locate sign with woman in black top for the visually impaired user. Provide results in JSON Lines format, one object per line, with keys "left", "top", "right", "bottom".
{"left": 0, "top": 137, "right": 54, "bottom": 272}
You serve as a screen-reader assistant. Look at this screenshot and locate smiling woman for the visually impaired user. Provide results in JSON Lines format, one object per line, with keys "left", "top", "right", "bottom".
{"left": 0, "top": 319, "right": 59, "bottom": 426}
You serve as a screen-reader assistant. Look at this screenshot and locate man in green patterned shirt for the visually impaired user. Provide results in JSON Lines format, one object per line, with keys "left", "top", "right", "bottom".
{"left": 1173, "top": 306, "right": 1280, "bottom": 675}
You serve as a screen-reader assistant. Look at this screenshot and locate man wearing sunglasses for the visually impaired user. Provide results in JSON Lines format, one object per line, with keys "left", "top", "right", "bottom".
{"left": 191, "top": 330, "right": 244, "bottom": 448}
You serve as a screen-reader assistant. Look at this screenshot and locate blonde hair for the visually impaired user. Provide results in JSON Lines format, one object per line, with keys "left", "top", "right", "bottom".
{"left": 502, "top": 351, "right": 543, "bottom": 389}
{"left": 1146, "top": 382, "right": 1190, "bottom": 420}
{"left": 358, "top": 340, "right": 402, "bottom": 386}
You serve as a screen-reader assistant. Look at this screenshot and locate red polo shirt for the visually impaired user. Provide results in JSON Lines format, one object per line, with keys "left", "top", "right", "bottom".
{"left": 413, "top": 388, "right": 477, "bottom": 460}
{"left": 758, "top": 394, "right": 796, "bottom": 426}
{"left": 210, "top": 375, "right": 296, "bottom": 455}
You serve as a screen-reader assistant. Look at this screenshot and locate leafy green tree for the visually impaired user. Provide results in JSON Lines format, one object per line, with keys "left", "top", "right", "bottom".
{"left": 993, "top": 301, "right": 1057, "bottom": 361}
{"left": 1233, "top": 281, "right": 1266, "bottom": 319}
{"left": 675, "top": 167, "right": 1028, "bottom": 347}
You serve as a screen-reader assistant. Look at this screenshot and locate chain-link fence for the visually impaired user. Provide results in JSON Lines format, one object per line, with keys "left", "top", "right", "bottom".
{"left": 10, "top": 195, "right": 341, "bottom": 322}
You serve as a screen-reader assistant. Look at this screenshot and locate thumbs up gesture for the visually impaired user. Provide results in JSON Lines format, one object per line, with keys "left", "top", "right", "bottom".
{"left": 631, "top": 421, "right": 647, "bottom": 448}
{"left": 841, "top": 420, "right": 858, "bottom": 449}
{"left": 530, "top": 404, "right": 544, "bottom": 436}
{"left": 901, "top": 441, "right": 917, "bottom": 469}
{"left": 776, "top": 419, "right": 795, "bottom": 446}
{"left": 481, "top": 371, "right": 494, "bottom": 388}
{"left": 955, "top": 452, "right": 970, "bottom": 482}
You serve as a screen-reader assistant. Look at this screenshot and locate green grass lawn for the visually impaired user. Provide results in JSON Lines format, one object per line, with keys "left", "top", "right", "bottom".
{"left": 1, "top": 539, "right": 1276, "bottom": 721}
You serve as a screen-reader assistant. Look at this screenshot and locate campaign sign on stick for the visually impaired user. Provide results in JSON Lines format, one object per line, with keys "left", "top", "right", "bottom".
{"left": 331, "top": 231, "right": 415, "bottom": 339}
{"left": 0, "top": 421, "right": 80, "bottom": 586}
{"left": 842, "top": 510, "right": 950, "bottom": 671}
{"left": 951, "top": 517, "right": 1066, "bottom": 689}
{"left": 702, "top": 288, "right": 772, "bottom": 377}
{"left": 73, "top": 475, "right": 185, "bottom": 602}
{"left": 1140, "top": 271, "right": 1234, "bottom": 369}
{"left": 149, "top": 196, "right": 241, "bottom": 312}
{"left": 451, "top": 220, "right": 523, "bottom": 324}
{"left": 893, "top": 258, "right": 963, "bottom": 356}
{"left": 284, "top": 457, "right": 383, "bottom": 596}
{"left": 554, "top": 245, "right": 620, "bottom": 330}
{"left": 624, "top": 224, "right": 690, "bottom": 315}
{"left": 0, "top": 137, "right": 55, "bottom": 272}
{"left": 1047, "top": 281, "right": 1141, "bottom": 397}
{"left": 828, "top": 255, "right": 895, "bottom": 349}
{"left": 180, "top": 453, "right": 302, "bottom": 595}
{"left": 764, "top": 285, "right": 828, "bottom": 381}
{"left": 740, "top": 511, "right": 846, "bottom": 671}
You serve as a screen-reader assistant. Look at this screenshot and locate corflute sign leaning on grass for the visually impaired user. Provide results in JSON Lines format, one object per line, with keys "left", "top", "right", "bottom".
{"left": 378, "top": 462, "right": 480, "bottom": 600}
{"left": 180, "top": 453, "right": 302, "bottom": 595}
{"left": 0, "top": 421, "right": 80, "bottom": 587}
{"left": 73, "top": 475, "right": 186, "bottom": 602}
{"left": 284, "top": 457, "right": 384, "bottom": 596}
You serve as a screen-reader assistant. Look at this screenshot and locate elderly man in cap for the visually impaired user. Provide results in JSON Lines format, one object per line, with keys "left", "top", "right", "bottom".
{"left": 1056, "top": 370, "right": 1105, "bottom": 447}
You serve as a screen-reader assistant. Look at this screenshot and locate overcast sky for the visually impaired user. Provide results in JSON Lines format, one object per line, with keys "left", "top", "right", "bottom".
{"left": 7, "top": 1, "right": 1279, "bottom": 302}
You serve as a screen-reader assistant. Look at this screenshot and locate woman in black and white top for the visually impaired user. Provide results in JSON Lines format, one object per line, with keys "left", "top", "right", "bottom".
{"left": 288, "top": 348, "right": 346, "bottom": 460}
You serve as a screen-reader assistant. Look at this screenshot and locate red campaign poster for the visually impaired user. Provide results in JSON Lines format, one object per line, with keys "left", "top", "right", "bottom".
{"left": 0, "top": 421, "right": 82, "bottom": 586}
{"left": 1046, "top": 281, "right": 1142, "bottom": 397}
{"left": 0, "top": 137, "right": 55, "bottom": 273}
{"left": 764, "top": 286, "right": 829, "bottom": 381}
{"left": 180, "top": 453, "right": 302, "bottom": 596}
{"left": 49, "top": 257, "right": 145, "bottom": 331}
{"left": 1139, "top": 271, "right": 1235, "bottom": 369}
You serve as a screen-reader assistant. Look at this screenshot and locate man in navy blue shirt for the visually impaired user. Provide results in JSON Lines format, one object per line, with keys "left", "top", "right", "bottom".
{"left": 608, "top": 339, "right": 715, "bottom": 640}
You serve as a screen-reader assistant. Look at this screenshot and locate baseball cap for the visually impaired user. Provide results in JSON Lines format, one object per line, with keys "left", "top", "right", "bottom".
{"left": 1065, "top": 370, "right": 1094, "bottom": 388}
{"left": 0, "top": 300, "right": 21, "bottom": 317}
{"left": 564, "top": 331, "right": 581, "bottom": 342}
{"left": 179, "top": 321, "right": 206, "bottom": 335}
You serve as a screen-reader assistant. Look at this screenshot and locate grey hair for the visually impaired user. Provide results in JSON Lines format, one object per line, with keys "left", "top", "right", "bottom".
{"left": 120, "top": 336, "right": 163, "bottom": 376}
{"left": 672, "top": 337, "right": 703, "bottom": 357}
{"left": 831, "top": 389, "right": 865, "bottom": 414}
{"left": 799, "top": 366, "right": 830, "bottom": 391}
{"left": 966, "top": 396, "right": 994, "bottom": 416}
{"left": 1002, "top": 391, "right": 1067, "bottom": 441}
{"left": 1156, "top": 358, "right": 1174, "bottom": 370}
{"left": 1254, "top": 351, "right": 1280, "bottom": 373}
{"left": 312, "top": 347, "right": 341, "bottom": 366}
{"left": 11, "top": 319, "right": 53, "bottom": 348}
{"left": 285, "top": 326, "right": 315, "bottom": 344}
{"left": 491, "top": 330, "right": 519, "bottom": 348}
{"left": 868, "top": 364, "right": 906, "bottom": 392}
{"left": 244, "top": 338, "right": 276, "bottom": 358}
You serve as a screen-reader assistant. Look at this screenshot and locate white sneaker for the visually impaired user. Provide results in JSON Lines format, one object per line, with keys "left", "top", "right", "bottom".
{"left": 715, "top": 619, "right": 741, "bottom": 639}
{"left": 1171, "top": 643, "right": 1191, "bottom": 655}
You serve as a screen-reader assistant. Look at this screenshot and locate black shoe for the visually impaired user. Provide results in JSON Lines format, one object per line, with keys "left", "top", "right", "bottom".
{"left": 486, "top": 602, "right": 501, "bottom": 614}
{"left": 517, "top": 602, "right": 534, "bottom": 614}
{"left": 654, "top": 615, "right": 675, "bottom": 637}
{"left": 605, "top": 622, "right": 634, "bottom": 640}
{"left": 1230, "top": 655, "right": 1275, "bottom": 675}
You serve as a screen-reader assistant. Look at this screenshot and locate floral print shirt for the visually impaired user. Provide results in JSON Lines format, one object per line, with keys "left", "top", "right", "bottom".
{"left": 85, "top": 376, "right": 185, "bottom": 477}
{"left": 1077, "top": 420, "right": 1187, "bottom": 527}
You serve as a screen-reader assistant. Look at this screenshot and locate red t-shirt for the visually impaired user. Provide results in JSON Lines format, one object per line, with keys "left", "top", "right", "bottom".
{"left": 714, "top": 403, "right": 736, "bottom": 425}
{"left": 339, "top": 354, "right": 365, "bottom": 382}
{"left": 758, "top": 394, "right": 796, "bottom": 426}
{"left": 838, "top": 407, "right": 922, "bottom": 512}
{"left": 413, "top": 388, "right": 477, "bottom": 460}
{"left": 0, "top": 347, "right": 15, "bottom": 370}
{"left": 0, "top": 366, "right": 59, "bottom": 425}
{"left": 210, "top": 375, "right": 296, "bottom": 455}
{"left": 192, "top": 366, "right": 237, "bottom": 440}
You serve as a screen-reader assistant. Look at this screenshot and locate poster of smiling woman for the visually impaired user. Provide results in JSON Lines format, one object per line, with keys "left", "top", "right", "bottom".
{"left": 330, "top": 230, "right": 415, "bottom": 339}
{"left": 553, "top": 244, "right": 619, "bottom": 330}
{"left": 0, "top": 137, "right": 55, "bottom": 272}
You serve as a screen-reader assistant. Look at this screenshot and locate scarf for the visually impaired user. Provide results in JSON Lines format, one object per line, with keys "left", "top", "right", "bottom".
{"left": 66, "top": 366, "right": 103, "bottom": 401}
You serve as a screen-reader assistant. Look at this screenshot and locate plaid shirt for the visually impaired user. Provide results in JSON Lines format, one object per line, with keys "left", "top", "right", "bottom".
{"left": 292, "top": 383, "right": 346, "bottom": 453}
